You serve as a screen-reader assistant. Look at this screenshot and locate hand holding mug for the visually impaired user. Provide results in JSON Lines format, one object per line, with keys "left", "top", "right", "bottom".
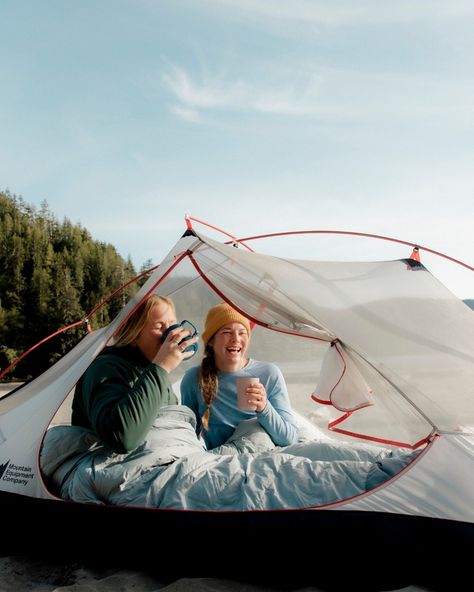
{"left": 236, "top": 377, "right": 266, "bottom": 412}
{"left": 154, "top": 322, "right": 199, "bottom": 372}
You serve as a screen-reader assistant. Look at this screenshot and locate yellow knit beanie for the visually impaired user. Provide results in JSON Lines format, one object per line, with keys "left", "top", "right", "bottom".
{"left": 202, "top": 303, "right": 251, "bottom": 345}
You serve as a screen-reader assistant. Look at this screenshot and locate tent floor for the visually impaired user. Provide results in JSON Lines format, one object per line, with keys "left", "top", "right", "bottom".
{"left": 1, "top": 491, "right": 472, "bottom": 590}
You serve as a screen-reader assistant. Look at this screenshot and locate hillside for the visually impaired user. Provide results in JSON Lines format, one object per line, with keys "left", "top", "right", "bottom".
{"left": 0, "top": 191, "right": 143, "bottom": 379}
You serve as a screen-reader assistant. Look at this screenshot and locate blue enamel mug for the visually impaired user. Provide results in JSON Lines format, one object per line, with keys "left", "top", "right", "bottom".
{"left": 160, "top": 320, "right": 199, "bottom": 358}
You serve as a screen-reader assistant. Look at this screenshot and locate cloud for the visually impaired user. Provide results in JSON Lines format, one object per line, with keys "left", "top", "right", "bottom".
{"left": 162, "top": 63, "right": 256, "bottom": 112}
{"left": 162, "top": 60, "right": 474, "bottom": 126}
{"left": 162, "top": 61, "right": 328, "bottom": 120}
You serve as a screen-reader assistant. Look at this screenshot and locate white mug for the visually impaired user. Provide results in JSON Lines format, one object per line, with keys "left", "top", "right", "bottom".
{"left": 236, "top": 377, "right": 260, "bottom": 411}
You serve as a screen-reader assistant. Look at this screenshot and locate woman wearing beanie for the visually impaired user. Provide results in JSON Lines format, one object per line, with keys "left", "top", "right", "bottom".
{"left": 180, "top": 302, "right": 298, "bottom": 449}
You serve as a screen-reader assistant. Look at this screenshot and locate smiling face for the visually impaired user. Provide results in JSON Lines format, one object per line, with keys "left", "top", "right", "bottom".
{"left": 209, "top": 322, "right": 250, "bottom": 372}
{"left": 134, "top": 300, "right": 177, "bottom": 362}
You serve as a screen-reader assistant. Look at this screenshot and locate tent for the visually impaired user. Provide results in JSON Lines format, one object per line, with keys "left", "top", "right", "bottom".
{"left": 1, "top": 217, "right": 473, "bottom": 587}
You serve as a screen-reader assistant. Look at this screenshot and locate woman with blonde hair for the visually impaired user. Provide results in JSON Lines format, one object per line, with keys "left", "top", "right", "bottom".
{"left": 180, "top": 302, "right": 298, "bottom": 449}
{"left": 72, "top": 294, "right": 198, "bottom": 453}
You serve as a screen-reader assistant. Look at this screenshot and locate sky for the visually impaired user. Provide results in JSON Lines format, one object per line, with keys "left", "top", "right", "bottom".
{"left": 1, "top": 0, "right": 473, "bottom": 298}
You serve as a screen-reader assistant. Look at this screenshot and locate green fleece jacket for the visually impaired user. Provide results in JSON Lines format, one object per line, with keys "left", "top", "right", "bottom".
{"left": 71, "top": 345, "right": 177, "bottom": 453}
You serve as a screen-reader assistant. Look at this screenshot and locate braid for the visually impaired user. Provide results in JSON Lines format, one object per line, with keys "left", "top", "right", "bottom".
{"left": 199, "top": 345, "right": 218, "bottom": 431}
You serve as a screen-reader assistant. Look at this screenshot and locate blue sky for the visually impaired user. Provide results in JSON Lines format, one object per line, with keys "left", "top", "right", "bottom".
{"left": 1, "top": 0, "right": 473, "bottom": 297}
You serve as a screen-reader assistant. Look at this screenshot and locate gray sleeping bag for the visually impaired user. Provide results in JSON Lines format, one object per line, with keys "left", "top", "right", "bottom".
{"left": 41, "top": 405, "right": 417, "bottom": 510}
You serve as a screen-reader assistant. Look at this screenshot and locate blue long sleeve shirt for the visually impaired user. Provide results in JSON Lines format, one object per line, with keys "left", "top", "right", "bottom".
{"left": 180, "top": 359, "right": 298, "bottom": 449}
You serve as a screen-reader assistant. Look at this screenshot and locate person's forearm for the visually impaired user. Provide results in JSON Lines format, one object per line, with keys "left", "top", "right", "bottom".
{"left": 257, "top": 405, "right": 298, "bottom": 446}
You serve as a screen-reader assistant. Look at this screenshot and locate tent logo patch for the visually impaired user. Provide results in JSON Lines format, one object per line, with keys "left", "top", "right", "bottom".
{"left": 0, "top": 460, "right": 9, "bottom": 479}
{"left": 0, "top": 459, "right": 34, "bottom": 486}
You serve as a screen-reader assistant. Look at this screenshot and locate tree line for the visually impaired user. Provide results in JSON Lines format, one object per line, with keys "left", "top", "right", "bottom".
{"left": 0, "top": 190, "right": 146, "bottom": 380}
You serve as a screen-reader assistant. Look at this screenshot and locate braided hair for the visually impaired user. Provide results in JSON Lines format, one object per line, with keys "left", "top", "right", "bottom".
{"left": 198, "top": 344, "right": 218, "bottom": 431}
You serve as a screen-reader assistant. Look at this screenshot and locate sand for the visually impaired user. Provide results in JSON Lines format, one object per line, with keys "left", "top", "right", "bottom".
{"left": 0, "top": 554, "right": 432, "bottom": 592}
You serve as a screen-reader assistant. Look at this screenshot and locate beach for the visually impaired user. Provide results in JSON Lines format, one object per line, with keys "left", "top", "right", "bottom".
{"left": 0, "top": 555, "right": 434, "bottom": 592}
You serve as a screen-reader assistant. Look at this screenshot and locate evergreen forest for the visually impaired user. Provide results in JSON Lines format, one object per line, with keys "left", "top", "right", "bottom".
{"left": 0, "top": 190, "right": 146, "bottom": 380}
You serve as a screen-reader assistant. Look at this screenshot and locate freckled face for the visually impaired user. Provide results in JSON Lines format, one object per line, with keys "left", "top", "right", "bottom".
{"left": 134, "top": 301, "right": 176, "bottom": 362}
{"left": 209, "top": 322, "right": 249, "bottom": 372}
